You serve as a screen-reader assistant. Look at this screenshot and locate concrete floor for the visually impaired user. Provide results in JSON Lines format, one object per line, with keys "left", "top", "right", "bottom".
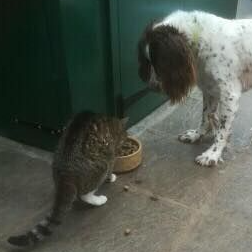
{"left": 1, "top": 88, "right": 252, "bottom": 252}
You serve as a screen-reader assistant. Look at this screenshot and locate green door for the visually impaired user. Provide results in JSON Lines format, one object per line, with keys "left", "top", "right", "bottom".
{"left": 59, "top": 0, "right": 114, "bottom": 115}
{"left": 1, "top": 0, "right": 70, "bottom": 148}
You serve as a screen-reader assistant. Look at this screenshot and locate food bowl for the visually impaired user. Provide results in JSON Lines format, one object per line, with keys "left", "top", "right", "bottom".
{"left": 114, "top": 136, "right": 142, "bottom": 173}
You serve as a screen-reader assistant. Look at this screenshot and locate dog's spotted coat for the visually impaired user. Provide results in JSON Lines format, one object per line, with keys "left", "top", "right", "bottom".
{"left": 139, "top": 11, "right": 252, "bottom": 166}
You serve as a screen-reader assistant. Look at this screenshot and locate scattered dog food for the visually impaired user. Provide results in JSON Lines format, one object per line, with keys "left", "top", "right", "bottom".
{"left": 123, "top": 185, "right": 130, "bottom": 191}
{"left": 135, "top": 179, "right": 142, "bottom": 184}
{"left": 124, "top": 229, "right": 131, "bottom": 236}
{"left": 150, "top": 194, "right": 159, "bottom": 201}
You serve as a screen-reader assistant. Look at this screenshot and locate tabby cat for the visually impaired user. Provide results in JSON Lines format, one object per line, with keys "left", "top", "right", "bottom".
{"left": 8, "top": 111, "right": 128, "bottom": 247}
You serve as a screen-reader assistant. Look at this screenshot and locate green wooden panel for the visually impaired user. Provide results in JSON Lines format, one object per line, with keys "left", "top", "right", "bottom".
{"left": 1, "top": 0, "right": 70, "bottom": 128}
{"left": 1, "top": 0, "right": 114, "bottom": 150}
{"left": 0, "top": 0, "right": 71, "bottom": 149}
{"left": 110, "top": 0, "right": 182, "bottom": 125}
{"left": 105, "top": 1, "right": 179, "bottom": 123}
{"left": 59, "top": 0, "right": 114, "bottom": 115}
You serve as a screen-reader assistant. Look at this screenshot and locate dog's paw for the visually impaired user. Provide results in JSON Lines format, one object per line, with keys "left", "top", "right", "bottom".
{"left": 178, "top": 130, "right": 201, "bottom": 143}
{"left": 195, "top": 150, "right": 223, "bottom": 167}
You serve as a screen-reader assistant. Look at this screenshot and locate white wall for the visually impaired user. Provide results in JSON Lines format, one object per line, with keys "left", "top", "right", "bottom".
{"left": 236, "top": 0, "right": 252, "bottom": 18}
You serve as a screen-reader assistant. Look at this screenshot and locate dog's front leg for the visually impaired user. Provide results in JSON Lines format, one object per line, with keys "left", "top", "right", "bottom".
{"left": 178, "top": 92, "right": 216, "bottom": 143}
{"left": 195, "top": 91, "right": 240, "bottom": 166}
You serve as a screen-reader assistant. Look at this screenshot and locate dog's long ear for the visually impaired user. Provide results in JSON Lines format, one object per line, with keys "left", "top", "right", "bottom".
{"left": 137, "top": 21, "right": 156, "bottom": 82}
{"left": 149, "top": 25, "right": 196, "bottom": 104}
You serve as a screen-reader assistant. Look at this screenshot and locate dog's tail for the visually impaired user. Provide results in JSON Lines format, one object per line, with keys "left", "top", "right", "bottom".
{"left": 8, "top": 179, "right": 76, "bottom": 247}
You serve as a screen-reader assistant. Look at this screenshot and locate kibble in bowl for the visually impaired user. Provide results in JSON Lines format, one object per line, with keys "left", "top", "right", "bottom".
{"left": 114, "top": 136, "right": 142, "bottom": 173}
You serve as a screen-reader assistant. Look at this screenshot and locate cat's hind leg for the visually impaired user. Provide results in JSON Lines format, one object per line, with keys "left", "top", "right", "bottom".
{"left": 80, "top": 191, "right": 107, "bottom": 206}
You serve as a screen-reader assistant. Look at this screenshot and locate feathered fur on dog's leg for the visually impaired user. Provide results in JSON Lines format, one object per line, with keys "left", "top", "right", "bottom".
{"left": 178, "top": 92, "right": 216, "bottom": 143}
{"left": 196, "top": 84, "right": 240, "bottom": 166}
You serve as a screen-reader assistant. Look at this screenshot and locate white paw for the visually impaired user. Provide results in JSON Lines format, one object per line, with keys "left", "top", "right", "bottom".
{"left": 91, "top": 195, "right": 108, "bottom": 206}
{"left": 110, "top": 174, "right": 117, "bottom": 183}
{"left": 81, "top": 193, "right": 108, "bottom": 206}
{"left": 195, "top": 150, "right": 223, "bottom": 167}
{"left": 178, "top": 130, "right": 201, "bottom": 143}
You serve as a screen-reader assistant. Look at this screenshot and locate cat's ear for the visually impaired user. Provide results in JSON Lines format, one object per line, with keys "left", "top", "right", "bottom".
{"left": 121, "top": 117, "right": 129, "bottom": 128}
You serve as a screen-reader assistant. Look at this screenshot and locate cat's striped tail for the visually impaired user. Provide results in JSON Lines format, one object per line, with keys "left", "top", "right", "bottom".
{"left": 8, "top": 213, "right": 61, "bottom": 247}
{"left": 8, "top": 179, "right": 76, "bottom": 247}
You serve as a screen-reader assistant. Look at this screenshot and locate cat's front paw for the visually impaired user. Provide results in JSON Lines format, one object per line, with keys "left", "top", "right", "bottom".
{"left": 195, "top": 150, "right": 223, "bottom": 167}
{"left": 109, "top": 174, "right": 117, "bottom": 183}
{"left": 178, "top": 129, "right": 201, "bottom": 143}
{"left": 106, "top": 173, "right": 117, "bottom": 183}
